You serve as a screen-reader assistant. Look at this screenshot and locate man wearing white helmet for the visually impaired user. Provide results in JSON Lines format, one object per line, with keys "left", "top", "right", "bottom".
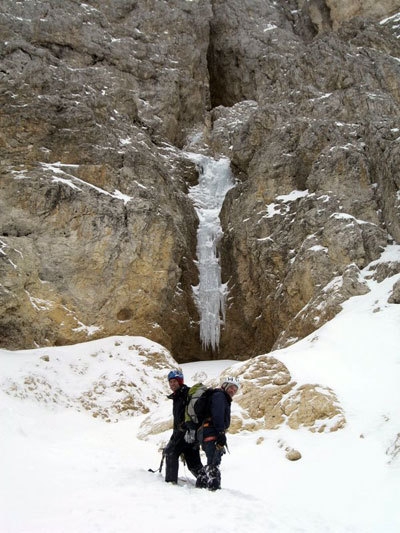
{"left": 196, "top": 376, "right": 240, "bottom": 491}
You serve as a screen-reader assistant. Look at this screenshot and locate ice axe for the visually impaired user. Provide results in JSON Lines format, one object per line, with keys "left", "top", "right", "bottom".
{"left": 148, "top": 449, "right": 165, "bottom": 473}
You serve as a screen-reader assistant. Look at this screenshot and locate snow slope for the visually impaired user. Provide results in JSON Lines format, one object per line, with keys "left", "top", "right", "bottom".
{"left": 1, "top": 248, "right": 400, "bottom": 533}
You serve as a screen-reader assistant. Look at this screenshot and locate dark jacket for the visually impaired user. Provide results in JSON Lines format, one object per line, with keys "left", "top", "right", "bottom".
{"left": 203, "top": 388, "right": 232, "bottom": 439}
{"left": 168, "top": 384, "right": 189, "bottom": 440}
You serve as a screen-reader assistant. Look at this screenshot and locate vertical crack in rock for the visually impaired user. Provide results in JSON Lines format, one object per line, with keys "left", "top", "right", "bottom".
{"left": 206, "top": 1, "right": 243, "bottom": 108}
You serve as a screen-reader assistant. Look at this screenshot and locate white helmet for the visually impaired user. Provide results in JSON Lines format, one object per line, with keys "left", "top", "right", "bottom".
{"left": 221, "top": 376, "right": 240, "bottom": 390}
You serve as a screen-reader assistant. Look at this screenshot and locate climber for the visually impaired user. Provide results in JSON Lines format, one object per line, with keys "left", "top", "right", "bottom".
{"left": 195, "top": 376, "right": 240, "bottom": 491}
{"left": 164, "top": 369, "right": 203, "bottom": 484}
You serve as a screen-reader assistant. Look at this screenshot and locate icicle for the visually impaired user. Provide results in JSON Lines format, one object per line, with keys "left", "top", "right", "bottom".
{"left": 187, "top": 153, "right": 235, "bottom": 351}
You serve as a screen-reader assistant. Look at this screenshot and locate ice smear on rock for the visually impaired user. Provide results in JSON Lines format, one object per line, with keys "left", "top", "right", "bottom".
{"left": 187, "top": 154, "right": 235, "bottom": 351}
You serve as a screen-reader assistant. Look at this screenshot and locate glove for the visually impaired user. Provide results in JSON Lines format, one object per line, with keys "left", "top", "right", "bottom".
{"left": 216, "top": 432, "right": 227, "bottom": 447}
{"left": 182, "top": 420, "right": 196, "bottom": 432}
{"left": 184, "top": 429, "right": 196, "bottom": 444}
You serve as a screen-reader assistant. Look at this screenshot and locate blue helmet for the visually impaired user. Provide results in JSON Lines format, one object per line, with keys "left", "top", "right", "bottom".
{"left": 168, "top": 369, "right": 184, "bottom": 381}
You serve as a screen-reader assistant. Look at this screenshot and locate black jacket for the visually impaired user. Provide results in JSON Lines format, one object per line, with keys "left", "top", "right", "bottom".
{"left": 168, "top": 384, "right": 189, "bottom": 440}
{"left": 203, "top": 388, "right": 232, "bottom": 438}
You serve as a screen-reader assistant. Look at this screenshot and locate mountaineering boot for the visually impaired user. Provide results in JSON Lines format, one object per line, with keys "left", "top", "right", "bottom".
{"left": 195, "top": 464, "right": 221, "bottom": 490}
{"left": 195, "top": 466, "right": 208, "bottom": 488}
{"left": 205, "top": 465, "right": 221, "bottom": 491}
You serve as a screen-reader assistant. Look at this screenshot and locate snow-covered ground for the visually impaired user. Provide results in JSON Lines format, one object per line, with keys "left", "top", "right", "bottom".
{"left": 1, "top": 248, "right": 400, "bottom": 533}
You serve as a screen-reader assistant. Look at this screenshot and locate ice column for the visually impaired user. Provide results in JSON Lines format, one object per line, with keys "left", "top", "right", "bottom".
{"left": 187, "top": 154, "right": 235, "bottom": 351}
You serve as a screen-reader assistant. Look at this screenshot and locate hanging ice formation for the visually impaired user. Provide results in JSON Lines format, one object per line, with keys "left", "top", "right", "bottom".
{"left": 187, "top": 153, "right": 235, "bottom": 351}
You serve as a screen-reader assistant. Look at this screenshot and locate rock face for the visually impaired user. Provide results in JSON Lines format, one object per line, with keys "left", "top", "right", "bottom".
{"left": 1, "top": 0, "right": 400, "bottom": 361}
{"left": 0, "top": 0, "right": 209, "bottom": 357}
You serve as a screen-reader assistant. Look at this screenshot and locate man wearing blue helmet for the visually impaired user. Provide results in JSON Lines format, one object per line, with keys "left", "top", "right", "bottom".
{"left": 164, "top": 369, "right": 203, "bottom": 484}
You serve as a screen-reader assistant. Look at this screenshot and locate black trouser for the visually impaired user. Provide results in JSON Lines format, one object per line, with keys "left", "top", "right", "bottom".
{"left": 203, "top": 440, "right": 224, "bottom": 466}
{"left": 165, "top": 436, "right": 203, "bottom": 483}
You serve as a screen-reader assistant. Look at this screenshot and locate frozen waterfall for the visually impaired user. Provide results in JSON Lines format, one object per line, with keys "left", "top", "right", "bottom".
{"left": 187, "top": 154, "right": 235, "bottom": 351}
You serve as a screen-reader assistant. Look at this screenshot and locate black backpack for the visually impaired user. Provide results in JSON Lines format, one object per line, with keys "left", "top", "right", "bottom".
{"left": 185, "top": 383, "right": 215, "bottom": 427}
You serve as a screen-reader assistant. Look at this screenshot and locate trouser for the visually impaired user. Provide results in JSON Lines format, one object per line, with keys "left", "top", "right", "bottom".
{"left": 164, "top": 437, "right": 203, "bottom": 483}
{"left": 203, "top": 440, "right": 225, "bottom": 466}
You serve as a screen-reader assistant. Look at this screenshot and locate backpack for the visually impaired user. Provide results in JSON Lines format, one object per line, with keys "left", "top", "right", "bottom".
{"left": 185, "top": 383, "right": 215, "bottom": 427}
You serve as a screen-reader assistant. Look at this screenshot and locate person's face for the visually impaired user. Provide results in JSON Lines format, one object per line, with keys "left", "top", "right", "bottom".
{"left": 225, "top": 384, "right": 238, "bottom": 398}
{"left": 169, "top": 378, "right": 181, "bottom": 392}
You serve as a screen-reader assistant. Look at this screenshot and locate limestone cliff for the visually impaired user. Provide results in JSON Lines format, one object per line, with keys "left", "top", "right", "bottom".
{"left": 1, "top": 0, "right": 399, "bottom": 361}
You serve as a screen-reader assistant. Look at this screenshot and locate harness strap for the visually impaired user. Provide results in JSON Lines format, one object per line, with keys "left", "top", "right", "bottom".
{"left": 202, "top": 418, "right": 212, "bottom": 428}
